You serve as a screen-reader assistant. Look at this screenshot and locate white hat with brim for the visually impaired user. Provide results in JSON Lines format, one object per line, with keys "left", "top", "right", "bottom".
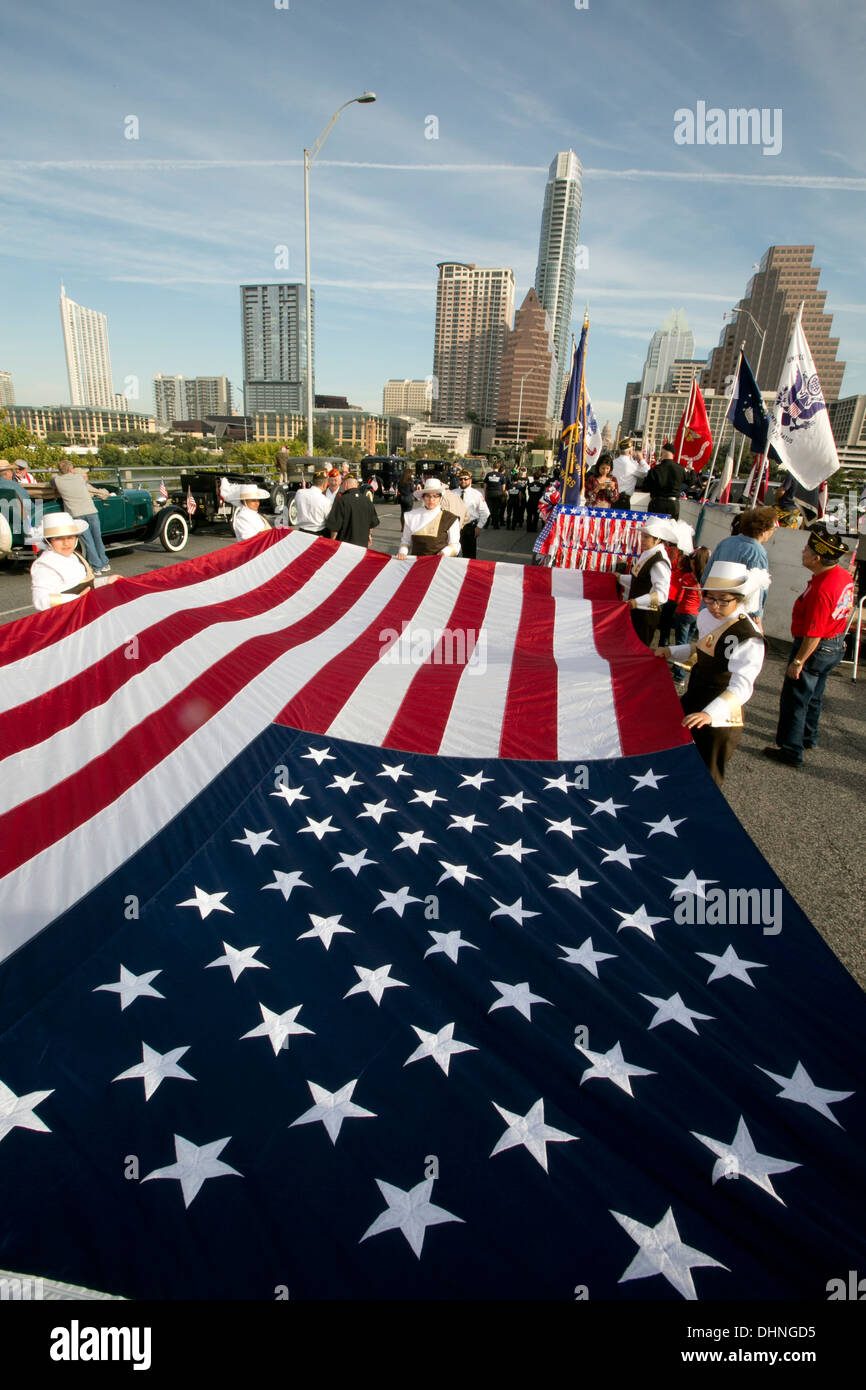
{"left": 672, "top": 520, "right": 695, "bottom": 554}
{"left": 421, "top": 479, "right": 444, "bottom": 496}
{"left": 239, "top": 485, "right": 270, "bottom": 501}
{"left": 642, "top": 516, "right": 680, "bottom": 544}
{"left": 702, "top": 561, "right": 752, "bottom": 594}
{"left": 43, "top": 512, "right": 88, "bottom": 538}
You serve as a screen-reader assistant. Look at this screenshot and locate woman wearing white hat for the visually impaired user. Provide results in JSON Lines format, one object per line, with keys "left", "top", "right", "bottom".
{"left": 396, "top": 478, "right": 461, "bottom": 559}
{"left": 30, "top": 513, "right": 121, "bottom": 611}
{"left": 657, "top": 560, "right": 766, "bottom": 786}
{"left": 617, "top": 516, "right": 678, "bottom": 646}
{"left": 232, "top": 485, "right": 273, "bottom": 542}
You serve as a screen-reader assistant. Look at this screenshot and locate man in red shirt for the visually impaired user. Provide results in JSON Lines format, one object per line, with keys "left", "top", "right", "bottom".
{"left": 764, "top": 523, "right": 855, "bottom": 767}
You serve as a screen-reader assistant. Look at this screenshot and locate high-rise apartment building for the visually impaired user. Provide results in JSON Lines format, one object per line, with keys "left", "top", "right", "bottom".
{"left": 703, "top": 246, "right": 845, "bottom": 402}
{"left": 432, "top": 263, "right": 514, "bottom": 428}
{"left": 668, "top": 359, "right": 707, "bottom": 393}
{"left": 154, "top": 374, "right": 234, "bottom": 424}
{"left": 0, "top": 371, "right": 14, "bottom": 408}
{"left": 619, "top": 381, "right": 642, "bottom": 439}
{"left": 59, "top": 285, "right": 116, "bottom": 409}
{"left": 635, "top": 310, "right": 695, "bottom": 427}
{"left": 382, "top": 379, "right": 433, "bottom": 419}
{"left": 240, "top": 283, "right": 314, "bottom": 414}
{"left": 495, "top": 288, "right": 555, "bottom": 442}
{"left": 153, "top": 374, "right": 187, "bottom": 425}
{"left": 534, "top": 150, "right": 583, "bottom": 418}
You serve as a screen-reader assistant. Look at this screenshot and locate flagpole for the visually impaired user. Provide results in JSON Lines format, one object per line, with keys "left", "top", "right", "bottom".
{"left": 702, "top": 348, "right": 742, "bottom": 504}
{"left": 675, "top": 379, "right": 695, "bottom": 466}
{"left": 578, "top": 307, "right": 589, "bottom": 505}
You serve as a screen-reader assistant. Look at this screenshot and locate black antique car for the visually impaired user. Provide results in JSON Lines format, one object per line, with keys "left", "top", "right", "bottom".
{"left": 172, "top": 470, "right": 292, "bottom": 526}
{"left": 0, "top": 478, "right": 190, "bottom": 561}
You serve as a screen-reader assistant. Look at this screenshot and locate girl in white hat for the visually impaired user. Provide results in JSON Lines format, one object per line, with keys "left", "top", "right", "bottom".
{"left": 30, "top": 513, "right": 121, "bottom": 611}
{"left": 657, "top": 560, "right": 766, "bottom": 786}
{"left": 396, "top": 478, "right": 461, "bottom": 559}
{"left": 232, "top": 485, "right": 273, "bottom": 542}
{"left": 617, "top": 516, "right": 678, "bottom": 646}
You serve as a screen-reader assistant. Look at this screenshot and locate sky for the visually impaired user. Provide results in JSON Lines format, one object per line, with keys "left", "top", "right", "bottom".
{"left": 2, "top": 0, "right": 865, "bottom": 428}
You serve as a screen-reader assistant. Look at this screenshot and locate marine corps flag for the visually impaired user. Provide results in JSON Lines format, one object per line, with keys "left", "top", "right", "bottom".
{"left": 559, "top": 316, "right": 590, "bottom": 505}
{"left": 672, "top": 379, "right": 713, "bottom": 471}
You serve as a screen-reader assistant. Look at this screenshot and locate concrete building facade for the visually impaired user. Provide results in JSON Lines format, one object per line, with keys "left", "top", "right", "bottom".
{"left": 382, "top": 379, "right": 433, "bottom": 419}
{"left": 7, "top": 405, "right": 157, "bottom": 447}
{"left": 495, "top": 288, "right": 555, "bottom": 442}
{"left": 533, "top": 150, "right": 583, "bottom": 418}
{"left": 0, "top": 371, "right": 15, "bottom": 408}
{"left": 241, "top": 283, "right": 314, "bottom": 414}
{"left": 432, "top": 263, "right": 514, "bottom": 429}
{"left": 59, "top": 285, "right": 116, "bottom": 409}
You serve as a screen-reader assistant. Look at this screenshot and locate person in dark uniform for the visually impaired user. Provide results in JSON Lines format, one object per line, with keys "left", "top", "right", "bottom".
{"left": 657, "top": 561, "right": 766, "bottom": 786}
{"left": 645, "top": 444, "right": 686, "bottom": 519}
{"left": 525, "top": 471, "right": 546, "bottom": 532}
{"left": 328, "top": 477, "right": 380, "bottom": 548}
{"left": 505, "top": 471, "right": 528, "bottom": 529}
{"left": 618, "top": 517, "right": 678, "bottom": 646}
{"left": 483, "top": 465, "right": 506, "bottom": 529}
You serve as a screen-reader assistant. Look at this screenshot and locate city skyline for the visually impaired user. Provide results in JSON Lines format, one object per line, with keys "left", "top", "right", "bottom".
{"left": 2, "top": 0, "right": 865, "bottom": 430}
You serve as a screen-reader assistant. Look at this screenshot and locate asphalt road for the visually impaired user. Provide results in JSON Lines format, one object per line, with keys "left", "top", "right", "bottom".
{"left": 3, "top": 503, "right": 863, "bottom": 988}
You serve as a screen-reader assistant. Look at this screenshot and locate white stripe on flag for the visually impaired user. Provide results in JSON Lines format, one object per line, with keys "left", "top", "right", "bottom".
{"left": 436, "top": 563, "right": 526, "bottom": 757}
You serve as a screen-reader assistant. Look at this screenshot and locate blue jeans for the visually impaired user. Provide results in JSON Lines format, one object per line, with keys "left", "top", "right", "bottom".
{"left": 776, "top": 637, "right": 845, "bottom": 762}
{"left": 79, "top": 512, "right": 109, "bottom": 570}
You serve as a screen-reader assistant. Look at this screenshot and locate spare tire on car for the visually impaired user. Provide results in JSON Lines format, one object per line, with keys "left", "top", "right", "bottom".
{"left": 158, "top": 510, "right": 190, "bottom": 553}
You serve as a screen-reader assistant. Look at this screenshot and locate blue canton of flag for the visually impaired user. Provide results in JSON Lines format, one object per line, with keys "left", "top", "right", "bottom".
{"left": 727, "top": 352, "right": 769, "bottom": 455}
{"left": 559, "top": 320, "right": 588, "bottom": 506}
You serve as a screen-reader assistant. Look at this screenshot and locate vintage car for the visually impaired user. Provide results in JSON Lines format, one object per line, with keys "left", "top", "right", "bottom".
{"left": 172, "top": 461, "right": 351, "bottom": 527}
{"left": 0, "top": 477, "right": 190, "bottom": 562}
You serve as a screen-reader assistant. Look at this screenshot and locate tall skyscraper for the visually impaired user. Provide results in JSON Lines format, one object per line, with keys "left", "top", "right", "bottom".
{"left": 59, "top": 285, "right": 116, "bottom": 409}
{"left": 382, "top": 379, "right": 433, "bottom": 419}
{"left": 703, "top": 246, "right": 845, "bottom": 402}
{"left": 153, "top": 374, "right": 187, "bottom": 425}
{"left": 495, "top": 288, "right": 555, "bottom": 441}
{"left": 534, "top": 150, "right": 583, "bottom": 419}
{"left": 0, "top": 371, "right": 14, "bottom": 408}
{"left": 432, "top": 263, "right": 514, "bottom": 428}
{"left": 240, "top": 283, "right": 314, "bottom": 414}
{"left": 636, "top": 310, "right": 695, "bottom": 427}
{"left": 154, "top": 374, "right": 234, "bottom": 424}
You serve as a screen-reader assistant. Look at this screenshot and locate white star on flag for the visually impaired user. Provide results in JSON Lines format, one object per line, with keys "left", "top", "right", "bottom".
{"left": 644, "top": 815, "right": 685, "bottom": 838}
{"left": 666, "top": 870, "right": 716, "bottom": 900}
{"left": 599, "top": 844, "right": 644, "bottom": 870}
{"left": 360, "top": 1177, "right": 464, "bottom": 1258}
{"left": 404, "top": 1023, "right": 477, "bottom": 1075}
{"left": 437, "top": 861, "right": 481, "bottom": 887}
{"left": 261, "top": 868, "right": 311, "bottom": 901}
{"left": 424, "top": 930, "right": 478, "bottom": 964}
{"left": 378, "top": 762, "right": 411, "bottom": 782}
{"left": 411, "top": 789, "right": 446, "bottom": 808}
{"left": 629, "top": 770, "right": 667, "bottom": 790}
{"left": 490, "top": 1098, "right": 577, "bottom": 1171}
{"left": 142, "top": 1134, "right": 241, "bottom": 1208}
{"left": 448, "top": 813, "right": 488, "bottom": 833}
{"left": 543, "top": 774, "right": 572, "bottom": 793}
{"left": 612, "top": 904, "right": 667, "bottom": 939}
{"left": 241, "top": 1003, "right": 314, "bottom": 1055}
{"left": 548, "top": 868, "right": 597, "bottom": 899}
{"left": 332, "top": 848, "right": 377, "bottom": 876}
{"left": 298, "top": 815, "right": 340, "bottom": 841}
{"left": 290, "top": 1079, "right": 376, "bottom": 1144}
{"left": 373, "top": 886, "right": 422, "bottom": 917}
{"left": 301, "top": 746, "right": 336, "bottom": 765}
{"left": 270, "top": 784, "right": 310, "bottom": 806}
{"left": 499, "top": 791, "right": 535, "bottom": 812}
{"left": 232, "top": 827, "right": 277, "bottom": 856}
{"left": 459, "top": 771, "right": 493, "bottom": 789}
{"left": 589, "top": 797, "right": 626, "bottom": 817}
{"left": 327, "top": 772, "right": 362, "bottom": 794}
{"left": 206, "top": 942, "right": 269, "bottom": 981}
{"left": 641, "top": 992, "right": 714, "bottom": 1034}
{"left": 697, "top": 946, "right": 766, "bottom": 986}
{"left": 357, "top": 799, "right": 396, "bottom": 824}
{"left": 489, "top": 897, "right": 540, "bottom": 926}
{"left": 344, "top": 964, "right": 407, "bottom": 1006}
{"left": 298, "top": 913, "right": 354, "bottom": 950}
{"left": 395, "top": 830, "right": 434, "bottom": 854}
{"left": 176, "top": 886, "right": 233, "bottom": 919}
{"left": 756, "top": 1061, "right": 853, "bottom": 1127}
{"left": 93, "top": 965, "right": 164, "bottom": 1010}
{"left": 112, "top": 1042, "right": 195, "bottom": 1101}
{"left": 494, "top": 839, "right": 537, "bottom": 863}
{"left": 558, "top": 938, "right": 617, "bottom": 978}
{"left": 0, "top": 1078, "right": 54, "bottom": 1143}
{"left": 691, "top": 1115, "right": 800, "bottom": 1203}
{"left": 545, "top": 817, "right": 586, "bottom": 840}
{"left": 611, "top": 1206, "right": 728, "bottom": 1300}
{"left": 577, "top": 1041, "right": 655, "bottom": 1096}
{"left": 489, "top": 980, "right": 552, "bottom": 1021}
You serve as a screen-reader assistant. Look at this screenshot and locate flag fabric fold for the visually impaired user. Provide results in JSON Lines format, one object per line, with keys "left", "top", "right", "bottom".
{"left": 673, "top": 380, "right": 713, "bottom": 471}
{"left": 0, "top": 533, "right": 864, "bottom": 1301}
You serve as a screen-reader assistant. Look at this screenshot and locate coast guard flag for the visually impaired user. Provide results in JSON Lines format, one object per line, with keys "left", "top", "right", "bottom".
{"left": 0, "top": 532, "right": 864, "bottom": 1301}
{"left": 767, "top": 306, "right": 839, "bottom": 489}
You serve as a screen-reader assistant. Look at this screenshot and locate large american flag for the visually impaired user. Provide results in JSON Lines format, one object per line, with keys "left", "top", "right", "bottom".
{"left": 0, "top": 532, "right": 863, "bottom": 1300}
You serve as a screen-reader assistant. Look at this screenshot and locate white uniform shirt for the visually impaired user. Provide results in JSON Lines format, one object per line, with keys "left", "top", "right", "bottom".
{"left": 290, "top": 487, "right": 334, "bottom": 532}
{"left": 670, "top": 607, "right": 765, "bottom": 726}
{"left": 460, "top": 486, "right": 490, "bottom": 528}
{"left": 619, "top": 543, "right": 671, "bottom": 609}
{"left": 612, "top": 453, "right": 649, "bottom": 497}
{"left": 233, "top": 506, "right": 271, "bottom": 541}
{"left": 398, "top": 505, "right": 461, "bottom": 557}
{"left": 30, "top": 549, "right": 106, "bottom": 611}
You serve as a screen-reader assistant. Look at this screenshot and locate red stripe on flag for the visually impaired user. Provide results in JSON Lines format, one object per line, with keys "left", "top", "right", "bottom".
{"left": 0, "top": 551, "right": 385, "bottom": 881}
{"left": 0, "top": 540, "right": 337, "bottom": 755}
{"left": 590, "top": 604, "right": 691, "bottom": 755}
{"left": 498, "top": 567, "right": 558, "bottom": 760}
{"left": 276, "top": 557, "right": 441, "bottom": 735}
{"left": 382, "top": 560, "right": 497, "bottom": 752}
{"left": 0, "top": 531, "right": 292, "bottom": 667}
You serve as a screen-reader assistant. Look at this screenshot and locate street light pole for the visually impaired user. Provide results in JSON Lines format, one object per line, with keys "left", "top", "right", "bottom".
{"left": 304, "top": 92, "right": 376, "bottom": 457}
{"left": 726, "top": 307, "right": 767, "bottom": 478}
{"left": 516, "top": 365, "right": 537, "bottom": 454}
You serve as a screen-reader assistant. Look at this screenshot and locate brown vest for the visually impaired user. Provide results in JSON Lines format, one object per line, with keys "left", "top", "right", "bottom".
{"left": 629, "top": 545, "right": 671, "bottom": 607}
{"left": 410, "top": 509, "right": 459, "bottom": 557}
{"left": 682, "top": 614, "right": 766, "bottom": 724}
